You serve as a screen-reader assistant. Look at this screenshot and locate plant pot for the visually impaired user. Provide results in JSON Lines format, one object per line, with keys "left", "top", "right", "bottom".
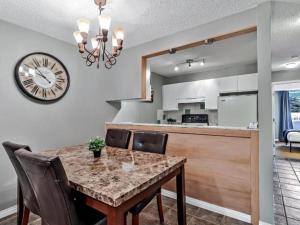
{"left": 93, "top": 150, "right": 101, "bottom": 158}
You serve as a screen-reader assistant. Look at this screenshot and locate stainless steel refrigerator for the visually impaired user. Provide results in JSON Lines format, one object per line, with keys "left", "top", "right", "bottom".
{"left": 218, "top": 94, "right": 258, "bottom": 127}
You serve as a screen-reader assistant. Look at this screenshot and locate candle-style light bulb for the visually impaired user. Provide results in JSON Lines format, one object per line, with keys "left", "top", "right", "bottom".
{"left": 98, "top": 15, "right": 111, "bottom": 31}
{"left": 114, "top": 27, "right": 124, "bottom": 40}
{"left": 91, "top": 37, "right": 99, "bottom": 49}
{"left": 77, "top": 18, "right": 90, "bottom": 33}
{"left": 73, "top": 31, "right": 83, "bottom": 43}
{"left": 113, "top": 28, "right": 124, "bottom": 50}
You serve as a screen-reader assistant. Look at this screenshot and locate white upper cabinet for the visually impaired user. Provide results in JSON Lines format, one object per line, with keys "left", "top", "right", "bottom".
{"left": 162, "top": 74, "right": 257, "bottom": 111}
{"left": 177, "top": 81, "right": 204, "bottom": 100}
{"left": 237, "top": 73, "right": 258, "bottom": 91}
{"left": 202, "top": 79, "right": 219, "bottom": 110}
{"left": 218, "top": 76, "right": 238, "bottom": 93}
{"left": 162, "top": 84, "right": 180, "bottom": 111}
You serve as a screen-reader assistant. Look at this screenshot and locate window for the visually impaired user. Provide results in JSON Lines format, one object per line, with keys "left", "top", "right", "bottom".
{"left": 289, "top": 91, "right": 300, "bottom": 122}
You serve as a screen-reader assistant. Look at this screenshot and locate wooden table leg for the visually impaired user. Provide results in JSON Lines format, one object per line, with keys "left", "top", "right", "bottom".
{"left": 176, "top": 165, "right": 186, "bottom": 225}
{"left": 107, "top": 208, "right": 125, "bottom": 225}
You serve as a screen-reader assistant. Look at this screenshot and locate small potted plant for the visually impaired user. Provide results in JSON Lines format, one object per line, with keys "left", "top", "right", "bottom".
{"left": 88, "top": 137, "right": 106, "bottom": 158}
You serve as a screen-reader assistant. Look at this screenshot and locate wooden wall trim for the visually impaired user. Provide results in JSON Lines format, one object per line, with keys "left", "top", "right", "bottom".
{"left": 140, "top": 26, "right": 257, "bottom": 100}
{"left": 250, "top": 131, "right": 260, "bottom": 225}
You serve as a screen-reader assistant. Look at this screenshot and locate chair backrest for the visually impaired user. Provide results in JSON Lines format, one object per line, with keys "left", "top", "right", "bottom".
{"left": 2, "top": 142, "right": 40, "bottom": 214}
{"left": 15, "top": 149, "right": 80, "bottom": 225}
{"left": 105, "top": 128, "right": 132, "bottom": 149}
{"left": 132, "top": 131, "right": 168, "bottom": 154}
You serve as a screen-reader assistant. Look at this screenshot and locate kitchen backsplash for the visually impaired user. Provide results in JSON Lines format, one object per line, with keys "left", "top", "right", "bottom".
{"left": 164, "top": 103, "right": 218, "bottom": 126}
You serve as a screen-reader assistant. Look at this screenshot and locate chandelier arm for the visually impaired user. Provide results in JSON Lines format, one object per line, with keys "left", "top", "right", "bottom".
{"left": 84, "top": 46, "right": 98, "bottom": 64}
{"left": 83, "top": 45, "right": 95, "bottom": 56}
{"left": 104, "top": 49, "right": 117, "bottom": 66}
{"left": 105, "top": 60, "right": 112, "bottom": 69}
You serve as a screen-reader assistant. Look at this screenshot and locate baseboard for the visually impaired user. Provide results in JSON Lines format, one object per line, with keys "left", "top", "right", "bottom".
{"left": 0, "top": 192, "right": 272, "bottom": 225}
{"left": 161, "top": 189, "right": 272, "bottom": 225}
{"left": 0, "top": 205, "right": 17, "bottom": 220}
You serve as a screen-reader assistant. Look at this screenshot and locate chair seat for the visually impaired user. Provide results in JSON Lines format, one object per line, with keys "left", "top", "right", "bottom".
{"left": 129, "top": 191, "right": 157, "bottom": 215}
{"left": 77, "top": 205, "right": 107, "bottom": 225}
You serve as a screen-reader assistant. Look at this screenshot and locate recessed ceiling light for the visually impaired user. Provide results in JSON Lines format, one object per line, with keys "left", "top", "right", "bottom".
{"left": 285, "top": 62, "right": 299, "bottom": 69}
{"left": 174, "top": 66, "right": 179, "bottom": 71}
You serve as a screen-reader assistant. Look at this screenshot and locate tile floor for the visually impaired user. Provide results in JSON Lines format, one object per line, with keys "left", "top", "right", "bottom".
{"left": 273, "top": 157, "right": 300, "bottom": 225}
{"left": 0, "top": 196, "right": 250, "bottom": 225}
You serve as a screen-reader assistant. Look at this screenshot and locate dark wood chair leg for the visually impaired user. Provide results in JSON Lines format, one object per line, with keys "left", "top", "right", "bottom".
{"left": 132, "top": 214, "right": 139, "bottom": 225}
{"left": 21, "top": 207, "right": 30, "bottom": 225}
{"left": 156, "top": 190, "right": 164, "bottom": 224}
{"left": 17, "top": 182, "right": 24, "bottom": 225}
{"left": 290, "top": 142, "right": 292, "bottom": 152}
{"left": 124, "top": 212, "right": 128, "bottom": 225}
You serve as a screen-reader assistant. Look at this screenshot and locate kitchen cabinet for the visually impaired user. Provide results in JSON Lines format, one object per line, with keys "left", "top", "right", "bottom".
{"left": 218, "top": 76, "right": 238, "bottom": 93}
{"left": 237, "top": 73, "right": 258, "bottom": 91}
{"left": 202, "top": 79, "right": 219, "bottom": 110}
{"left": 176, "top": 81, "right": 204, "bottom": 100}
{"left": 162, "top": 74, "right": 257, "bottom": 111}
{"left": 162, "top": 84, "right": 179, "bottom": 111}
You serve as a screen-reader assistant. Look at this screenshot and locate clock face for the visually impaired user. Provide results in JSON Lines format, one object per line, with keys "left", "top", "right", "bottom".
{"left": 15, "top": 53, "right": 70, "bottom": 103}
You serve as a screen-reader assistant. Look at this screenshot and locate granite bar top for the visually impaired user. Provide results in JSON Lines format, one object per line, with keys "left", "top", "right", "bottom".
{"left": 106, "top": 122, "right": 259, "bottom": 131}
{"left": 41, "top": 145, "right": 186, "bottom": 207}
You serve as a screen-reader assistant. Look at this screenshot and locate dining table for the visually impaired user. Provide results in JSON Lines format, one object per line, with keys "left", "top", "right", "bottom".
{"left": 41, "top": 144, "right": 187, "bottom": 225}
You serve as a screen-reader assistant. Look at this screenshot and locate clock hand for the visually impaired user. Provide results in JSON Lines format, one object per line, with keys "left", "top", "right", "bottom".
{"left": 34, "top": 68, "right": 51, "bottom": 84}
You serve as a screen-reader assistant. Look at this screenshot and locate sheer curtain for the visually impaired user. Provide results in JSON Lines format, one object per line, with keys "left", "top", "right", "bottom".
{"left": 278, "top": 91, "right": 293, "bottom": 141}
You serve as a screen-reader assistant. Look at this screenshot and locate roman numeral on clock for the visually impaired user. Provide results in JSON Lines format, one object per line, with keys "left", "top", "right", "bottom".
{"left": 42, "top": 58, "right": 48, "bottom": 67}
{"left": 50, "top": 88, "right": 56, "bottom": 96}
{"left": 55, "top": 71, "right": 63, "bottom": 75}
{"left": 51, "top": 63, "right": 56, "bottom": 70}
{"left": 57, "top": 77, "right": 65, "bottom": 83}
{"left": 32, "top": 58, "right": 40, "bottom": 67}
{"left": 42, "top": 89, "right": 47, "bottom": 98}
{"left": 22, "top": 79, "right": 34, "bottom": 87}
{"left": 55, "top": 84, "right": 63, "bottom": 90}
{"left": 31, "top": 85, "right": 39, "bottom": 95}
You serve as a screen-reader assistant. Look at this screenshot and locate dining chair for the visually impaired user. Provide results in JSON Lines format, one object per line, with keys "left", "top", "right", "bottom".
{"left": 2, "top": 142, "right": 40, "bottom": 225}
{"left": 105, "top": 128, "right": 132, "bottom": 149}
{"left": 15, "top": 149, "right": 107, "bottom": 225}
{"left": 129, "top": 131, "right": 168, "bottom": 225}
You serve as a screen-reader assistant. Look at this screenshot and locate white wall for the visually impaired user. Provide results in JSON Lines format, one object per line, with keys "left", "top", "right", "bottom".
{"left": 257, "top": 2, "right": 273, "bottom": 224}
{"left": 0, "top": 20, "right": 118, "bottom": 210}
{"left": 113, "top": 73, "right": 165, "bottom": 123}
{"left": 272, "top": 69, "right": 300, "bottom": 82}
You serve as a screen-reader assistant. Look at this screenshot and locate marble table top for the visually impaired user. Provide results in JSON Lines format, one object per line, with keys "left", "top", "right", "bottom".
{"left": 41, "top": 145, "right": 186, "bottom": 207}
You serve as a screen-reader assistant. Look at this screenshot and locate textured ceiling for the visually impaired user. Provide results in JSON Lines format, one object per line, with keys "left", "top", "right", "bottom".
{"left": 149, "top": 32, "right": 257, "bottom": 77}
{"left": 0, "top": 0, "right": 270, "bottom": 49}
{"left": 272, "top": 1, "right": 300, "bottom": 71}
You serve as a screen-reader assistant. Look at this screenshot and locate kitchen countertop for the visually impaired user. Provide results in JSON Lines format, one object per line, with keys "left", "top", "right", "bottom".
{"left": 106, "top": 122, "right": 258, "bottom": 131}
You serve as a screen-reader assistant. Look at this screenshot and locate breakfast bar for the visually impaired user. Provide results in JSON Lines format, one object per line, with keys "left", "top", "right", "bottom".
{"left": 106, "top": 122, "right": 259, "bottom": 225}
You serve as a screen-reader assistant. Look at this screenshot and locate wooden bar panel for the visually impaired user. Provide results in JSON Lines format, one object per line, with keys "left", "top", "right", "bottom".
{"left": 164, "top": 133, "right": 251, "bottom": 213}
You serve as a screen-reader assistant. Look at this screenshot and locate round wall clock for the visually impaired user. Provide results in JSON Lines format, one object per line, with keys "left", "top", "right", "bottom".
{"left": 15, "top": 52, "right": 70, "bottom": 103}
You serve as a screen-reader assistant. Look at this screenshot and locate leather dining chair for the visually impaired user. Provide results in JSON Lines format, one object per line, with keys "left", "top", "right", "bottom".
{"left": 2, "top": 142, "right": 40, "bottom": 225}
{"left": 129, "top": 131, "right": 168, "bottom": 225}
{"left": 105, "top": 128, "right": 132, "bottom": 149}
{"left": 15, "top": 149, "right": 107, "bottom": 225}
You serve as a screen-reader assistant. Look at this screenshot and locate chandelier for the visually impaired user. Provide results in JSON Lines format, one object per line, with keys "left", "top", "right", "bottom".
{"left": 73, "top": 0, "right": 124, "bottom": 69}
